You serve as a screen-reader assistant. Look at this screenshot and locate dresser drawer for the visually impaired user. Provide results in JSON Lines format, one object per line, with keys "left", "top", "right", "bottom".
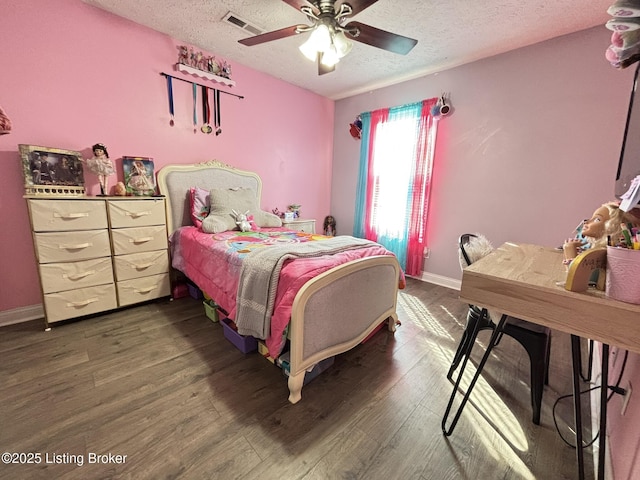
{"left": 39, "top": 257, "right": 114, "bottom": 293}
{"left": 29, "top": 199, "right": 107, "bottom": 232}
{"left": 117, "top": 273, "right": 170, "bottom": 306}
{"left": 108, "top": 199, "right": 166, "bottom": 228}
{"left": 113, "top": 250, "right": 169, "bottom": 281}
{"left": 282, "top": 219, "right": 316, "bottom": 233}
{"left": 111, "top": 226, "right": 168, "bottom": 255}
{"left": 34, "top": 229, "right": 111, "bottom": 263}
{"left": 44, "top": 283, "right": 117, "bottom": 323}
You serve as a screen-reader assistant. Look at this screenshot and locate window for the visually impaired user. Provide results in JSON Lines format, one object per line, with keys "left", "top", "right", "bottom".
{"left": 354, "top": 99, "right": 439, "bottom": 276}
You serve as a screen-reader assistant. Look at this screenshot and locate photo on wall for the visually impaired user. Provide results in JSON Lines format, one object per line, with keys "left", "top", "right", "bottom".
{"left": 122, "top": 157, "right": 155, "bottom": 196}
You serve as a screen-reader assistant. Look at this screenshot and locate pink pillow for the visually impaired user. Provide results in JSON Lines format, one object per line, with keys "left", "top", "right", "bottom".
{"left": 190, "top": 187, "right": 210, "bottom": 228}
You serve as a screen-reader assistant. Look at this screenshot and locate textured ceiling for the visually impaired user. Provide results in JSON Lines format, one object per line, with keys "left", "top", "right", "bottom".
{"left": 83, "top": 0, "right": 613, "bottom": 99}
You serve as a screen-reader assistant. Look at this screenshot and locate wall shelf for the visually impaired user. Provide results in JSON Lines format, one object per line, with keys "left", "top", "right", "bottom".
{"left": 174, "top": 63, "right": 236, "bottom": 87}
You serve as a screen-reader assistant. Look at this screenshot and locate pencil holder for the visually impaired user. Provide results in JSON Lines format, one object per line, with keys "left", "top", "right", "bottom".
{"left": 606, "top": 246, "right": 640, "bottom": 304}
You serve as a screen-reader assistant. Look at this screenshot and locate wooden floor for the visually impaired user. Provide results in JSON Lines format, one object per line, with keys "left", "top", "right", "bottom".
{"left": 0, "top": 278, "right": 594, "bottom": 479}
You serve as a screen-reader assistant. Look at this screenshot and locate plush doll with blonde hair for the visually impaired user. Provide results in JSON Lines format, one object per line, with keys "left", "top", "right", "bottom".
{"left": 563, "top": 201, "right": 640, "bottom": 264}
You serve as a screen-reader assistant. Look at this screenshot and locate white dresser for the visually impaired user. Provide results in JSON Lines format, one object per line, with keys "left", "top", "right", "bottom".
{"left": 26, "top": 196, "right": 171, "bottom": 327}
{"left": 281, "top": 218, "right": 316, "bottom": 233}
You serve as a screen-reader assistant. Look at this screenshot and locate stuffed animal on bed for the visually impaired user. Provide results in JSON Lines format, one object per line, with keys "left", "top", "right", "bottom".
{"left": 231, "top": 209, "right": 253, "bottom": 232}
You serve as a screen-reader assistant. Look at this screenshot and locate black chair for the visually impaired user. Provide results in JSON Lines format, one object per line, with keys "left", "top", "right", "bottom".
{"left": 447, "top": 233, "right": 552, "bottom": 426}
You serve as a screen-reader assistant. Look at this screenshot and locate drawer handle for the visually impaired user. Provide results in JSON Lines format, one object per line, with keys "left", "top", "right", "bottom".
{"left": 66, "top": 297, "right": 98, "bottom": 308}
{"left": 59, "top": 242, "right": 92, "bottom": 250}
{"left": 130, "top": 237, "right": 153, "bottom": 244}
{"left": 133, "top": 262, "right": 154, "bottom": 270}
{"left": 135, "top": 285, "right": 157, "bottom": 294}
{"left": 125, "top": 211, "right": 151, "bottom": 218}
{"left": 64, "top": 270, "right": 96, "bottom": 280}
{"left": 54, "top": 212, "right": 89, "bottom": 219}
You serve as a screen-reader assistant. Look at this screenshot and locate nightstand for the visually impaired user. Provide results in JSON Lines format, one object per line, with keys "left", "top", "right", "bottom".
{"left": 282, "top": 218, "right": 316, "bottom": 234}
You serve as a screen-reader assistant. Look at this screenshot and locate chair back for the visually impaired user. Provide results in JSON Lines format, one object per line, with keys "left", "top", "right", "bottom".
{"left": 458, "top": 233, "right": 494, "bottom": 270}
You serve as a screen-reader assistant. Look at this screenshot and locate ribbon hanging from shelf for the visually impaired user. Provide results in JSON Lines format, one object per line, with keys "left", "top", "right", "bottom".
{"left": 166, "top": 76, "right": 175, "bottom": 126}
{"left": 160, "top": 72, "right": 243, "bottom": 130}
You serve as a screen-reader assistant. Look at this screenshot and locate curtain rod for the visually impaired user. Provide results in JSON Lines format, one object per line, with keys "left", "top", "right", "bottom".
{"left": 160, "top": 73, "right": 244, "bottom": 99}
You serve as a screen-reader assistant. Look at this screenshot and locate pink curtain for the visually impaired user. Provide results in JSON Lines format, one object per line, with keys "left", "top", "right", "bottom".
{"left": 406, "top": 99, "right": 438, "bottom": 276}
{"left": 363, "top": 107, "right": 389, "bottom": 241}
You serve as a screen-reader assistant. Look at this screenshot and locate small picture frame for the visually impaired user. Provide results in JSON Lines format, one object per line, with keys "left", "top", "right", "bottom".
{"left": 19, "top": 144, "right": 85, "bottom": 196}
{"left": 122, "top": 157, "right": 156, "bottom": 196}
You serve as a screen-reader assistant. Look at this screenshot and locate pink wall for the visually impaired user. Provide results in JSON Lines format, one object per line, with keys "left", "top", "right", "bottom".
{"left": 0, "top": 0, "right": 334, "bottom": 312}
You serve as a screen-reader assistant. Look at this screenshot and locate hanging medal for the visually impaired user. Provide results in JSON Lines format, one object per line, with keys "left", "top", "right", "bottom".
{"left": 214, "top": 89, "right": 222, "bottom": 136}
{"left": 166, "top": 76, "right": 175, "bottom": 126}
{"left": 201, "top": 85, "right": 212, "bottom": 134}
{"left": 192, "top": 83, "right": 198, "bottom": 133}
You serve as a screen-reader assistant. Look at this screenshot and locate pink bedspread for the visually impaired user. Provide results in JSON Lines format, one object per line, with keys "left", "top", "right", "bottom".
{"left": 171, "top": 226, "right": 401, "bottom": 357}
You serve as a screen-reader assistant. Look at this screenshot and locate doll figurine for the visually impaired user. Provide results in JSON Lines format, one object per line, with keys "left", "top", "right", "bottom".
{"left": 86, "top": 143, "right": 114, "bottom": 196}
{"left": 563, "top": 201, "right": 640, "bottom": 264}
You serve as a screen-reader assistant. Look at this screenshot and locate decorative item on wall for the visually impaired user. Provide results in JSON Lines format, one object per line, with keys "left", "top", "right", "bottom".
{"left": 176, "top": 44, "right": 236, "bottom": 87}
{"left": 605, "top": 2, "right": 640, "bottom": 69}
{"left": 430, "top": 93, "right": 452, "bottom": 117}
{"left": 159, "top": 73, "right": 243, "bottom": 130}
{"left": 349, "top": 115, "right": 362, "bottom": 139}
{"left": 0, "top": 104, "right": 12, "bottom": 135}
{"left": 86, "top": 143, "right": 114, "bottom": 196}
{"left": 19, "top": 144, "right": 85, "bottom": 196}
{"left": 122, "top": 157, "right": 156, "bottom": 196}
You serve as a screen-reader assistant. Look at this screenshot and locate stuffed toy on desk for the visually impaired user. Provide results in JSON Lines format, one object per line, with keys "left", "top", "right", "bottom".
{"left": 562, "top": 201, "right": 640, "bottom": 265}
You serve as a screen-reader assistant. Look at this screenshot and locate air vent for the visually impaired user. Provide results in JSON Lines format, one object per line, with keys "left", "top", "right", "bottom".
{"left": 223, "top": 11, "right": 263, "bottom": 36}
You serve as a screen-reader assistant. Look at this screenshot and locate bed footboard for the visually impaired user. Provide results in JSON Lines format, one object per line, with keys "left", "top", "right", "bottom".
{"left": 287, "top": 255, "right": 400, "bottom": 403}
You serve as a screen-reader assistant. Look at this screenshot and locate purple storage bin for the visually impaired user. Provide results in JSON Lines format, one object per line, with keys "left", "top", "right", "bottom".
{"left": 221, "top": 318, "right": 258, "bottom": 353}
{"left": 187, "top": 282, "right": 204, "bottom": 300}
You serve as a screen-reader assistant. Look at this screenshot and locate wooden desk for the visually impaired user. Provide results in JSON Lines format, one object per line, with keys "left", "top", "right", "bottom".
{"left": 460, "top": 242, "right": 640, "bottom": 354}
{"left": 454, "top": 242, "right": 640, "bottom": 480}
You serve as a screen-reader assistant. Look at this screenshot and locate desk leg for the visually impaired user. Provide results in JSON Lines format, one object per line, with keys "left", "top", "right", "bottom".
{"left": 571, "top": 334, "right": 585, "bottom": 480}
{"left": 598, "top": 344, "right": 609, "bottom": 480}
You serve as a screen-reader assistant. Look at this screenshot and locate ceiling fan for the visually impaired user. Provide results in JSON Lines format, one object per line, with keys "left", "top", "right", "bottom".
{"left": 238, "top": 0, "right": 418, "bottom": 75}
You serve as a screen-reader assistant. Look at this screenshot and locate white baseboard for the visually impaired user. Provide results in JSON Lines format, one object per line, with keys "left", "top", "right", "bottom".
{"left": 419, "top": 272, "right": 461, "bottom": 291}
{"left": 0, "top": 304, "right": 44, "bottom": 327}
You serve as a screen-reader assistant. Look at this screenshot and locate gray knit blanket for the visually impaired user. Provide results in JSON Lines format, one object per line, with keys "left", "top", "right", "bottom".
{"left": 235, "top": 235, "right": 376, "bottom": 339}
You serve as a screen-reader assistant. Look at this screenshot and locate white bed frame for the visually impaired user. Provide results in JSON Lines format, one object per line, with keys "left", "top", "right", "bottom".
{"left": 157, "top": 160, "right": 400, "bottom": 403}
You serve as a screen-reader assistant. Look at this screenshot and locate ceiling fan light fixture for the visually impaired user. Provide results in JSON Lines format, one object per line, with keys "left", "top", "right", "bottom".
{"left": 299, "top": 39, "right": 319, "bottom": 61}
{"left": 299, "top": 24, "right": 332, "bottom": 61}
{"left": 320, "top": 45, "right": 340, "bottom": 67}
{"left": 333, "top": 30, "right": 352, "bottom": 58}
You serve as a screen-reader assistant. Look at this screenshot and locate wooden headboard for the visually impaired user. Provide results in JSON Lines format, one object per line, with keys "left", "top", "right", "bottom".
{"left": 156, "top": 160, "right": 262, "bottom": 235}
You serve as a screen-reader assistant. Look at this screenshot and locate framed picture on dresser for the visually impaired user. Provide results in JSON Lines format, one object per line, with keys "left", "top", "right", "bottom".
{"left": 19, "top": 144, "right": 85, "bottom": 196}
{"left": 122, "top": 156, "right": 156, "bottom": 196}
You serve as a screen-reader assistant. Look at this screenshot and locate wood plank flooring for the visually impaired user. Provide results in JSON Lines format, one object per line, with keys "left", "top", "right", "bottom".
{"left": 0, "top": 278, "right": 594, "bottom": 479}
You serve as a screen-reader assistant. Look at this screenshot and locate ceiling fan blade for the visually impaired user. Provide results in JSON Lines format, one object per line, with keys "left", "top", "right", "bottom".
{"left": 337, "top": 0, "right": 380, "bottom": 16}
{"left": 345, "top": 21, "right": 418, "bottom": 55}
{"left": 238, "top": 25, "right": 306, "bottom": 46}
{"left": 282, "top": 0, "right": 320, "bottom": 16}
